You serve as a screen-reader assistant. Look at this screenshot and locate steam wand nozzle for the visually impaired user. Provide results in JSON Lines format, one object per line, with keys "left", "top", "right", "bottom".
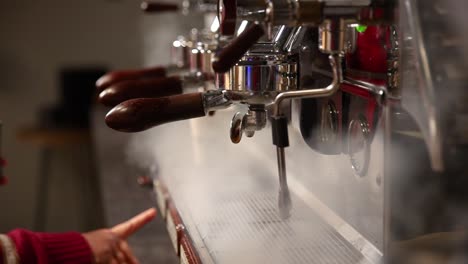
{"left": 278, "top": 181, "right": 292, "bottom": 220}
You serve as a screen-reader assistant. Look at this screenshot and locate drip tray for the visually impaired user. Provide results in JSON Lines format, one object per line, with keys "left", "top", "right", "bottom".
{"left": 202, "top": 193, "right": 371, "bottom": 264}
{"left": 168, "top": 187, "right": 378, "bottom": 264}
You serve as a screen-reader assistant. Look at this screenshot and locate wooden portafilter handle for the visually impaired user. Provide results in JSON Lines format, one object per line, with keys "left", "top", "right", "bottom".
{"left": 105, "top": 93, "right": 206, "bottom": 132}
{"left": 140, "top": 1, "right": 179, "bottom": 13}
{"left": 96, "top": 66, "right": 167, "bottom": 92}
{"left": 212, "top": 23, "right": 265, "bottom": 73}
{"left": 98, "top": 77, "right": 183, "bottom": 107}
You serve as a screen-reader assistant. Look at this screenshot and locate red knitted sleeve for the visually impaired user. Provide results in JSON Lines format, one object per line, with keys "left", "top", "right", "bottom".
{"left": 7, "top": 229, "right": 93, "bottom": 264}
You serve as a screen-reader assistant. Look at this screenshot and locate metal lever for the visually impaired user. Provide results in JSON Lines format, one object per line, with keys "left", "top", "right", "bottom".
{"left": 271, "top": 54, "right": 343, "bottom": 219}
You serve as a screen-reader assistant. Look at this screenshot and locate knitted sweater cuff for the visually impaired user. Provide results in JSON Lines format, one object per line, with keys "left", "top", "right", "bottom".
{"left": 36, "top": 232, "right": 93, "bottom": 264}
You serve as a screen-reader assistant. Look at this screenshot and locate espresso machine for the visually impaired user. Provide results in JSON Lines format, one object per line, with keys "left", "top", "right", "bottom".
{"left": 96, "top": 0, "right": 468, "bottom": 263}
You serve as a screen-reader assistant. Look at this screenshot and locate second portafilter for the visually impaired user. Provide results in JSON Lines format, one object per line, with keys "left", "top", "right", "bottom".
{"left": 105, "top": 20, "right": 345, "bottom": 220}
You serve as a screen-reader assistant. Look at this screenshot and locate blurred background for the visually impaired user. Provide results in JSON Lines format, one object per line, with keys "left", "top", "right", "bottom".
{"left": 2, "top": 0, "right": 467, "bottom": 263}
{"left": 0, "top": 0, "right": 197, "bottom": 262}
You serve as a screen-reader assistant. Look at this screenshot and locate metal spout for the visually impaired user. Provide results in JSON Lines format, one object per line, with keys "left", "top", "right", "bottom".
{"left": 271, "top": 54, "right": 343, "bottom": 220}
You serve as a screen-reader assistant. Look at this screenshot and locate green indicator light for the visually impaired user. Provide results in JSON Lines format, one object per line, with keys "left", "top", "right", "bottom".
{"left": 356, "top": 24, "right": 367, "bottom": 33}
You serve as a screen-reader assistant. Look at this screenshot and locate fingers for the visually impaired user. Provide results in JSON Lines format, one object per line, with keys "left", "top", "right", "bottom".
{"left": 89, "top": 208, "right": 156, "bottom": 263}
{"left": 120, "top": 241, "right": 139, "bottom": 264}
{"left": 115, "top": 250, "right": 126, "bottom": 263}
{"left": 99, "top": 241, "right": 138, "bottom": 264}
{"left": 84, "top": 228, "right": 143, "bottom": 264}
{"left": 109, "top": 241, "right": 138, "bottom": 264}
{"left": 112, "top": 208, "right": 157, "bottom": 239}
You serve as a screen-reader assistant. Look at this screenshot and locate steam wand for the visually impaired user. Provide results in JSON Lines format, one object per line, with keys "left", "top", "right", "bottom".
{"left": 271, "top": 54, "right": 343, "bottom": 219}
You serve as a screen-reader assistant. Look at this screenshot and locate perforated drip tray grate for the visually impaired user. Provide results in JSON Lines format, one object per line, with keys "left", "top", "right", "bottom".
{"left": 177, "top": 191, "right": 375, "bottom": 264}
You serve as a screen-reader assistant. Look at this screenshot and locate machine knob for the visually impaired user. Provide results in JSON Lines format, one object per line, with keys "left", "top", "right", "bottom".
{"left": 105, "top": 93, "right": 206, "bottom": 132}
{"left": 96, "top": 67, "right": 167, "bottom": 92}
{"left": 140, "top": 1, "right": 179, "bottom": 13}
{"left": 212, "top": 23, "right": 265, "bottom": 73}
{"left": 98, "top": 77, "right": 183, "bottom": 107}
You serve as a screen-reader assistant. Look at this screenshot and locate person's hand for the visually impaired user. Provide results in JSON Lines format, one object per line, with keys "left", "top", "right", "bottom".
{"left": 83, "top": 208, "right": 157, "bottom": 264}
